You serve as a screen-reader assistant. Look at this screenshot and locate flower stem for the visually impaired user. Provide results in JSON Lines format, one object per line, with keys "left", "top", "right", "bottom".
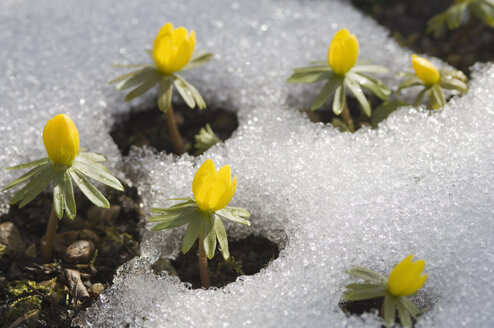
{"left": 39, "top": 205, "right": 59, "bottom": 263}
{"left": 165, "top": 104, "right": 185, "bottom": 155}
{"left": 198, "top": 233, "right": 211, "bottom": 289}
{"left": 341, "top": 99, "right": 355, "bottom": 132}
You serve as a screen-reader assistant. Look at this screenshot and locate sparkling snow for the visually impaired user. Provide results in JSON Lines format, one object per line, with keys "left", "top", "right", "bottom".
{"left": 0, "top": 0, "right": 493, "bottom": 327}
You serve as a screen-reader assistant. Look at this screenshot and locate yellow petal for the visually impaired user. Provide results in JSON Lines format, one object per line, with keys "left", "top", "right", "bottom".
{"left": 387, "top": 255, "right": 427, "bottom": 296}
{"left": 192, "top": 159, "right": 237, "bottom": 212}
{"left": 42, "top": 114, "right": 80, "bottom": 166}
{"left": 152, "top": 23, "right": 196, "bottom": 74}
{"left": 412, "top": 54, "right": 440, "bottom": 86}
{"left": 328, "top": 29, "right": 359, "bottom": 75}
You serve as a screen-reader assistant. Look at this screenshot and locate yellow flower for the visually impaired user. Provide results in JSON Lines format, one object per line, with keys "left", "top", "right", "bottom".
{"left": 387, "top": 255, "right": 428, "bottom": 297}
{"left": 328, "top": 29, "right": 359, "bottom": 75}
{"left": 412, "top": 54, "right": 440, "bottom": 86}
{"left": 42, "top": 114, "right": 80, "bottom": 166}
{"left": 152, "top": 22, "right": 196, "bottom": 75}
{"left": 192, "top": 159, "right": 237, "bottom": 213}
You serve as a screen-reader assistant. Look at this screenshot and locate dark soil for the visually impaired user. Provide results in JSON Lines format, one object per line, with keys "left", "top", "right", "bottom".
{"left": 340, "top": 297, "right": 417, "bottom": 327}
{"left": 304, "top": 94, "right": 381, "bottom": 131}
{"left": 351, "top": 0, "right": 494, "bottom": 75}
{"left": 169, "top": 234, "right": 280, "bottom": 289}
{"left": 0, "top": 186, "right": 143, "bottom": 328}
{"left": 339, "top": 297, "right": 384, "bottom": 316}
{"left": 110, "top": 104, "right": 239, "bottom": 156}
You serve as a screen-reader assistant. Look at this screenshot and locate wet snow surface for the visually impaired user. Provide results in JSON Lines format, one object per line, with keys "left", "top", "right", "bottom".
{"left": 0, "top": 0, "right": 493, "bottom": 327}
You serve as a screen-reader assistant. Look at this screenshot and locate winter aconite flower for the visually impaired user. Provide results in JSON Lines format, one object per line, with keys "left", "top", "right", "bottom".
{"left": 399, "top": 54, "right": 468, "bottom": 109}
{"left": 344, "top": 255, "right": 427, "bottom": 327}
{"left": 328, "top": 29, "right": 359, "bottom": 75}
{"left": 388, "top": 254, "right": 428, "bottom": 297}
{"left": 3, "top": 114, "right": 123, "bottom": 262}
{"left": 287, "top": 28, "right": 389, "bottom": 132}
{"left": 411, "top": 55, "right": 440, "bottom": 86}
{"left": 43, "top": 114, "right": 80, "bottom": 166}
{"left": 153, "top": 23, "right": 196, "bottom": 75}
{"left": 150, "top": 159, "right": 249, "bottom": 288}
{"left": 193, "top": 159, "right": 237, "bottom": 213}
{"left": 111, "top": 22, "right": 214, "bottom": 154}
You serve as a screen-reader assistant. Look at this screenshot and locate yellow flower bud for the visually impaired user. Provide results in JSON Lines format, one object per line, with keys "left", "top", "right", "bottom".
{"left": 42, "top": 114, "right": 80, "bottom": 166}
{"left": 328, "top": 29, "right": 359, "bottom": 75}
{"left": 152, "top": 22, "right": 196, "bottom": 75}
{"left": 412, "top": 54, "right": 440, "bottom": 86}
{"left": 192, "top": 159, "right": 237, "bottom": 213}
{"left": 387, "top": 255, "right": 428, "bottom": 297}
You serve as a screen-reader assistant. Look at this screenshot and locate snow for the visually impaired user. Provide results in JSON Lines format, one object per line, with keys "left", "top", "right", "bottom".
{"left": 0, "top": 0, "right": 493, "bottom": 327}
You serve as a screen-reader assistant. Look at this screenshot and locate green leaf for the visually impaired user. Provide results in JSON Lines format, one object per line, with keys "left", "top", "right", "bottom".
{"left": 202, "top": 214, "right": 216, "bottom": 259}
{"left": 429, "top": 84, "right": 446, "bottom": 108}
{"left": 151, "top": 200, "right": 197, "bottom": 214}
{"left": 182, "top": 217, "right": 202, "bottom": 254}
{"left": 62, "top": 170, "right": 76, "bottom": 219}
{"left": 397, "top": 299, "right": 413, "bottom": 327}
{"left": 345, "top": 267, "right": 386, "bottom": 284}
{"left": 348, "top": 72, "right": 390, "bottom": 100}
{"left": 332, "top": 84, "right": 345, "bottom": 115}
{"left": 173, "top": 74, "right": 206, "bottom": 109}
{"left": 401, "top": 297, "right": 420, "bottom": 319}
{"left": 214, "top": 215, "right": 229, "bottom": 260}
{"left": 151, "top": 207, "right": 197, "bottom": 230}
{"left": 351, "top": 64, "right": 389, "bottom": 74}
{"left": 331, "top": 118, "right": 349, "bottom": 132}
{"left": 311, "top": 75, "right": 342, "bottom": 111}
{"left": 157, "top": 77, "right": 173, "bottom": 113}
{"left": 124, "top": 74, "right": 160, "bottom": 102}
{"left": 195, "top": 123, "right": 220, "bottom": 154}
{"left": 345, "top": 79, "right": 371, "bottom": 116}
{"left": 383, "top": 294, "right": 396, "bottom": 328}
{"left": 145, "top": 49, "right": 153, "bottom": 58}
{"left": 5, "top": 158, "right": 49, "bottom": 170}
{"left": 2, "top": 165, "right": 44, "bottom": 191}
{"left": 77, "top": 151, "right": 107, "bottom": 162}
{"left": 174, "top": 77, "right": 196, "bottom": 108}
{"left": 398, "top": 77, "right": 424, "bottom": 93}
{"left": 113, "top": 67, "right": 157, "bottom": 89}
{"left": 286, "top": 70, "right": 331, "bottom": 84}
{"left": 310, "top": 60, "right": 329, "bottom": 65}
{"left": 71, "top": 159, "right": 123, "bottom": 191}
{"left": 10, "top": 164, "right": 54, "bottom": 207}
{"left": 427, "top": 11, "right": 448, "bottom": 37}
{"left": 182, "top": 50, "right": 215, "bottom": 71}
{"left": 471, "top": 1, "right": 494, "bottom": 27}
{"left": 344, "top": 284, "right": 386, "bottom": 301}
{"left": 413, "top": 87, "right": 429, "bottom": 107}
{"left": 293, "top": 65, "right": 331, "bottom": 74}
{"left": 371, "top": 100, "right": 409, "bottom": 129}
{"left": 447, "top": 3, "right": 466, "bottom": 29}
{"left": 216, "top": 207, "right": 251, "bottom": 226}
{"left": 440, "top": 77, "right": 468, "bottom": 93}
{"left": 69, "top": 168, "right": 109, "bottom": 208}
{"left": 52, "top": 173, "right": 65, "bottom": 218}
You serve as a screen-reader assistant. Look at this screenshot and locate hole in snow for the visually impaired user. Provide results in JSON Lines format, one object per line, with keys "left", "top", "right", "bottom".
{"left": 110, "top": 104, "right": 239, "bottom": 156}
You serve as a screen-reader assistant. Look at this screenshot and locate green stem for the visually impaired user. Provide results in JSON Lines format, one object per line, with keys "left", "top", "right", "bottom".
{"left": 341, "top": 99, "right": 355, "bottom": 133}
{"left": 198, "top": 233, "right": 211, "bottom": 289}
{"left": 165, "top": 104, "right": 185, "bottom": 155}
{"left": 39, "top": 205, "right": 59, "bottom": 263}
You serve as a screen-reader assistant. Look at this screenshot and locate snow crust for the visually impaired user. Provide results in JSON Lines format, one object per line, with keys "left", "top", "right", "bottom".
{"left": 0, "top": 0, "right": 493, "bottom": 327}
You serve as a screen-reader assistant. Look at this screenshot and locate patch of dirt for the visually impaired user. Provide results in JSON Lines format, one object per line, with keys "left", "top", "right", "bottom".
{"left": 0, "top": 186, "right": 143, "bottom": 327}
{"left": 170, "top": 234, "right": 280, "bottom": 289}
{"left": 351, "top": 0, "right": 494, "bottom": 75}
{"left": 110, "top": 104, "right": 239, "bottom": 156}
